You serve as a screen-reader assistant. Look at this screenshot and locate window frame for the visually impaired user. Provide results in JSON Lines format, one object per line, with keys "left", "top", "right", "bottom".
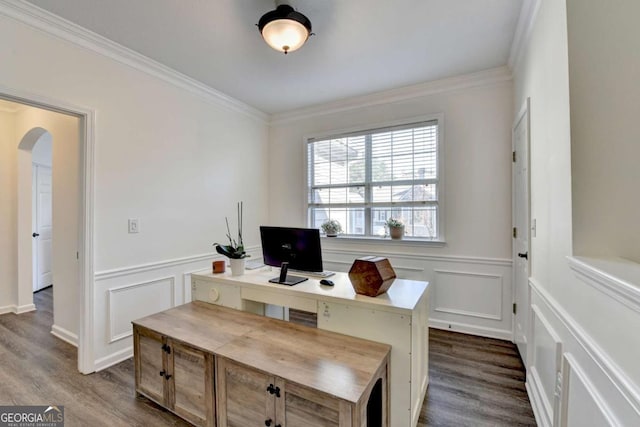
{"left": 303, "top": 114, "right": 445, "bottom": 243}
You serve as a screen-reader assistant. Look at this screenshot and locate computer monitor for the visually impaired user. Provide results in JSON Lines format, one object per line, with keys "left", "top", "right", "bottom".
{"left": 259, "top": 226, "right": 324, "bottom": 273}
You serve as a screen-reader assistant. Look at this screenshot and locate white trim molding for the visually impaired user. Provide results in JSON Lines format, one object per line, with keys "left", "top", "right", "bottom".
{"left": 271, "top": 66, "right": 512, "bottom": 125}
{"left": 568, "top": 256, "right": 640, "bottom": 314}
{"left": 428, "top": 319, "right": 512, "bottom": 341}
{"left": 0, "top": 0, "right": 267, "bottom": 123}
{"left": 0, "top": 303, "right": 36, "bottom": 315}
{"left": 323, "top": 247, "right": 512, "bottom": 268}
{"left": 51, "top": 324, "right": 79, "bottom": 347}
{"left": 94, "top": 346, "right": 133, "bottom": 372}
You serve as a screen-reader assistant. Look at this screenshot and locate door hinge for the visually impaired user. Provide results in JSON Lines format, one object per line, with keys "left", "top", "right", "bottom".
{"left": 513, "top": 227, "right": 517, "bottom": 238}
{"left": 76, "top": 252, "right": 79, "bottom": 260}
{"left": 512, "top": 151, "right": 516, "bottom": 162}
{"left": 513, "top": 303, "right": 517, "bottom": 315}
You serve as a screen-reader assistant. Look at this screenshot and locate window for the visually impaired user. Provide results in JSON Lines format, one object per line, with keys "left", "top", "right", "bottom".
{"left": 307, "top": 119, "right": 441, "bottom": 240}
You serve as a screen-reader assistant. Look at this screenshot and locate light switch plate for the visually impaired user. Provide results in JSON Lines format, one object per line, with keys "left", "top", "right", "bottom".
{"left": 128, "top": 218, "right": 139, "bottom": 233}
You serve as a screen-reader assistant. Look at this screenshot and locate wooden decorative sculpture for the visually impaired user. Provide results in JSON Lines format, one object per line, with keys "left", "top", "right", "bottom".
{"left": 348, "top": 256, "right": 397, "bottom": 297}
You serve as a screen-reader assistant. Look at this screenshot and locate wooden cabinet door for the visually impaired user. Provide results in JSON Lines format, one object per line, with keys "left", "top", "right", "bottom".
{"left": 169, "top": 340, "right": 214, "bottom": 427}
{"left": 134, "top": 326, "right": 166, "bottom": 405}
{"left": 216, "top": 358, "right": 275, "bottom": 427}
{"left": 275, "top": 379, "right": 347, "bottom": 427}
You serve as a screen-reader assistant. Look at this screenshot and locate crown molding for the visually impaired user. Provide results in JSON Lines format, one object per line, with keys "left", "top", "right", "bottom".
{"left": 0, "top": 0, "right": 268, "bottom": 123}
{"left": 508, "top": 0, "right": 542, "bottom": 70}
{"left": 270, "top": 66, "right": 513, "bottom": 126}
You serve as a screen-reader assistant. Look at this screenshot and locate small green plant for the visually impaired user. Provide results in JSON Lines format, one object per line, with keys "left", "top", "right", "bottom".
{"left": 320, "top": 219, "right": 343, "bottom": 236}
{"left": 213, "top": 201, "right": 250, "bottom": 259}
{"left": 385, "top": 217, "right": 404, "bottom": 228}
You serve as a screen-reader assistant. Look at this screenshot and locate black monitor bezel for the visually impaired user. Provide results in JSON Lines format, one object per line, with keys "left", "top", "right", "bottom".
{"left": 259, "top": 226, "right": 324, "bottom": 273}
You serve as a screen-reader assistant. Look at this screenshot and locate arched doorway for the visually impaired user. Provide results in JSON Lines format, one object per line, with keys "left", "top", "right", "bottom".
{"left": 16, "top": 127, "right": 50, "bottom": 312}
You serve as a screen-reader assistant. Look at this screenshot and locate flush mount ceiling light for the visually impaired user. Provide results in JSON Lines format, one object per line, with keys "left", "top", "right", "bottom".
{"left": 258, "top": 3, "right": 313, "bottom": 55}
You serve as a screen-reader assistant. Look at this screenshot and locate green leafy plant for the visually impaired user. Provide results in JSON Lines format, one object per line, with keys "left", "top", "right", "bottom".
{"left": 320, "top": 219, "right": 343, "bottom": 236}
{"left": 385, "top": 217, "right": 404, "bottom": 228}
{"left": 213, "top": 202, "right": 250, "bottom": 259}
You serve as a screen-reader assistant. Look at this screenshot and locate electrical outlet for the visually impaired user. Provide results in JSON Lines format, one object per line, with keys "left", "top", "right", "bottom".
{"left": 128, "top": 218, "right": 139, "bottom": 234}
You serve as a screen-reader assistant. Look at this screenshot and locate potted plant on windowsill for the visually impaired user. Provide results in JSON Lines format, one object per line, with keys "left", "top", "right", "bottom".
{"left": 213, "top": 201, "right": 250, "bottom": 276}
{"left": 320, "top": 219, "right": 343, "bottom": 237}
{"left": 385, "top": 217, "right": 405, "bottom": 240}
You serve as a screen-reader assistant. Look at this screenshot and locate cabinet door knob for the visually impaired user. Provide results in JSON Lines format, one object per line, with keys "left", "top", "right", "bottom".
{"left": 164, "top": 374, "right": 172, "bottom": 380}
{"left": 266, "top": 384, "right": 275, "bottom": 394}
{"left": 274, "top": 386, "right": 281, "bottom": 398}
{"left": 517, "top": 252, "right": 528, "bottom": 260}
{"left": 159, "top": 370, "right": 165, "bottom": 377}
{"left": 275, "top": 424, "right": 281, "bottom": 427}
{"left": 264, "top": 419, "right": 272, "bottom": 426}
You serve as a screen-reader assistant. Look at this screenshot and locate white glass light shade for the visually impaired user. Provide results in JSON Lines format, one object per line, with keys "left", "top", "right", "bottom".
{"left": 261, "top": 19, "right": 309, "bottom": 54}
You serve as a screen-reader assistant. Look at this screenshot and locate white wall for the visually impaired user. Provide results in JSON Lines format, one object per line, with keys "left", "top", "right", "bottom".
{"left": 269, "top": 74, "right": 516, "bottom": 338}
{"left": 513, "top": 0, "right": 640, "bottom": 424}
{"left": 32, "top": 132, "right": 52, "bottom": 166}
{"left": 0, "top": 7, "right": 269, "bottom": 368}
{"left": 567, "top": 0, "right": 640, "bottom": 263}
{"left": 0, "top": 110, "right": 16, "bottom": 311}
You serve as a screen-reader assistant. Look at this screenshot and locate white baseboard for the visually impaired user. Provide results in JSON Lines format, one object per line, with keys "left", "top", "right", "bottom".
{"left": 0, "top": 305, "right": 14, "bottom": 315}
{"left": 16, "top": 303, "right": 36, "bottom": 314}
{"left": 94, "top": 346, "right": 133, "bottom": 372}
{"left": 51, "top": 324, "right": 78, "bottom": 347}
{"left": 526, "top": 380, "right": 545, "bottom": 427}
{"left": 0, "top": 303, "right": 36, "bottom": 314}
{"left": 429, "top": 318, "right": 512, "bottom": 341}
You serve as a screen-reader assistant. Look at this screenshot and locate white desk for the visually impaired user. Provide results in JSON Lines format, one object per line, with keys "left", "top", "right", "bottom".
{"left": 191, "top": 268, "right": 430, "bottom": 427}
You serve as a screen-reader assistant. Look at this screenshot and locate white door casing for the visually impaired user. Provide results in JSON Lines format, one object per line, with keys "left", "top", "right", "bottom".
{"left": 33, "top": 164, "right": 53, "bottom": 291}
{"left": 512, "top": 98, "right": 531, "bottom": 364}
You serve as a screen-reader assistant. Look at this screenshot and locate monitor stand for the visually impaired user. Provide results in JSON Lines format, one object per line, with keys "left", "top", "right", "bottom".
{"left": 268, "top": 262, "right": 308, "bottom": 286}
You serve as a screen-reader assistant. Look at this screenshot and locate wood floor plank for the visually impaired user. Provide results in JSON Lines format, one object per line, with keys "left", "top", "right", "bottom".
{"left": 0, "top": 288, "right": 536, "bottom": 426}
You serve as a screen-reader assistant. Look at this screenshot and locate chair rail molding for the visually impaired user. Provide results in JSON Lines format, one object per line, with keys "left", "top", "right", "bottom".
{"left": 567, "top": 256, "right": 640, "bottom": 314}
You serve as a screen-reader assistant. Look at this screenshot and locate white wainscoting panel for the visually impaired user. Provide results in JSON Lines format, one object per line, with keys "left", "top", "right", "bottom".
{"left": 433, "top": 270, "right": 502, "bottom": 320}
{"left": 92, "top": 251, "right": 241, "bottom": 371}
{"left": 529, "top": 278, "right": 640, "bottom": 427}
{"left": 107, "top": 276, "right": 175, "bottom": 343}
{"left": 561, "top": 353, "right": 618, "bottom": 427}
{"left": 322, "top": 247, "right": 513, "bottom": 340}
{"left": 527, "top": 304, "right": 562, "bottom": 427}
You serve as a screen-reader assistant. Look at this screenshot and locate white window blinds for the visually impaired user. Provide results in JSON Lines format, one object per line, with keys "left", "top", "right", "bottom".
{"left": 307, "top": 120, "right": 440, "bottom": 239}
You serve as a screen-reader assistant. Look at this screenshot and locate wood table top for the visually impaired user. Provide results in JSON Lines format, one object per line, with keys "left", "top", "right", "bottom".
{"left": 133, "top": 301, "right": 390, "bottom": 403}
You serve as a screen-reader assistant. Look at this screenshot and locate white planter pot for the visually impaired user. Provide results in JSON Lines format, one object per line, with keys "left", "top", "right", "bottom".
{"left": 229, "top": 258, "right": 246, "bottom": 276}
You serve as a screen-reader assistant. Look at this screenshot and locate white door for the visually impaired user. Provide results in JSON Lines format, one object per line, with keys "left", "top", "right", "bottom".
{"left": 512, "top": 99, "right": 531, "bottom": 363}
{"left": 33, "top": 164, "right": 53, "bottom": 292}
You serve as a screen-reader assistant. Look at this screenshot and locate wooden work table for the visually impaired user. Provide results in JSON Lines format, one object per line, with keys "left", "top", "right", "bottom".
{"left": 191, "top": 268, "right": 430, "bottom": 427}
{"left": 133, "top": 301, "right": 390, "bottom": 427}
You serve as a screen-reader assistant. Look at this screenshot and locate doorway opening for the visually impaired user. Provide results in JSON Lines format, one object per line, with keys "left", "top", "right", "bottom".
{"left": 0, "top": 91, "right": 95, "bottom": 374}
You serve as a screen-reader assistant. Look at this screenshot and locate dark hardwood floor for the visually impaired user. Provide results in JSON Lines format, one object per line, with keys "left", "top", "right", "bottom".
{"left": 0, "top": 290, "right": 536, "bottom": 426}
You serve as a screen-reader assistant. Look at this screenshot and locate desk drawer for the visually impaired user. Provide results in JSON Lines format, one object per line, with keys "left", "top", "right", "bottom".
{"left": 241, "top": 288, "right": 317, "bottom": 314}
{"left": 192, "top": 279, "right": 242, "bottom": 310}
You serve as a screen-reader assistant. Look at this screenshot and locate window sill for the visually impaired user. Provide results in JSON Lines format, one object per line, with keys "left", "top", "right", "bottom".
{"left": 321, "top": 235, "right": 446, "bottom": 248}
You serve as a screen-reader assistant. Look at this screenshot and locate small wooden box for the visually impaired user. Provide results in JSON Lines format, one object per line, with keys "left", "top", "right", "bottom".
{"left": 348, "top": 256, "right": 397, "bottom": 297}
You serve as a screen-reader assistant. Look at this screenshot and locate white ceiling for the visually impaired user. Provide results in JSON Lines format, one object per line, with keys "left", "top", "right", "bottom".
{"left": 24, "top": 0, "right": 524, "bottom": 114}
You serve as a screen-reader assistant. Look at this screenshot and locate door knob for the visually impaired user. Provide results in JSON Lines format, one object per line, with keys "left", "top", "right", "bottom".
{"left": 32, "top": 232, "right": 40, "bottom": 237}
{"left": 517, "top": 252, "right": 528, "bottom": 260}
